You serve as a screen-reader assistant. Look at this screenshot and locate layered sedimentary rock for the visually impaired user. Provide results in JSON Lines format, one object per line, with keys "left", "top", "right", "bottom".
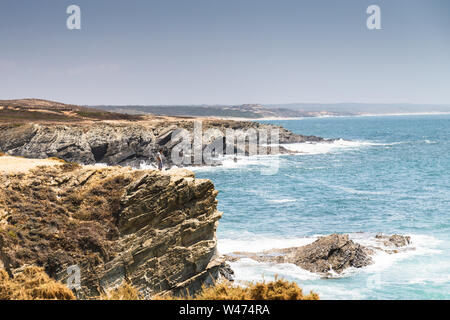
{"left": 0, "top": 157, "right": 223, "bottom": 298}
{"left": 225, "top": 234, "right": 412, "bottom": 276}
{"left": 0, "top": 119, "right": 327, "bottom": 168}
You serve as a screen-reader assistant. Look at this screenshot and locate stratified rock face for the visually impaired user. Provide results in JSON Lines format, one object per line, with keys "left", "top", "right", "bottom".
{"left": 0, "top": 123, "right": 157, "bottom": 167}
{"left": 0, "top": 120, "right": 327, "bottom": 168}
{"left": 0, "top": 161, "right": 222, "bottom": 298}
{"left": 225, "top": 233, "right": 415, "bottom": 276}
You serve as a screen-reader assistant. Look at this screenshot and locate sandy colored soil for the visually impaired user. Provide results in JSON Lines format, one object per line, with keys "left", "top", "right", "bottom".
{"left": 0, "top": 156, "right": 62, "bottom": 173}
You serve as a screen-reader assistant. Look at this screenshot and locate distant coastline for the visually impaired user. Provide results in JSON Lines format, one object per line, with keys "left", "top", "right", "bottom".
{"left": 220, "top": 111, "right": 450, "bottom": 121}
{"left": 93, "top": 103, "right": 450, "bottom": 121}
{"left": 353, "top": 111, "right": 450, "bottom": 117}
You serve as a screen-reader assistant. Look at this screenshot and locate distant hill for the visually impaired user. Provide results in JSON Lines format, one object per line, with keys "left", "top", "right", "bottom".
{"left": 94, "top": 104, "right": 348, "bottom": 118}
{"left": 0, "top": 99, "right": 144, "bottom": 123}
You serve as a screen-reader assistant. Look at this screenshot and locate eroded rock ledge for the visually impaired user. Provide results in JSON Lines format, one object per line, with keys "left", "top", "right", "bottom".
{"left": 0, "top": 120, "right": 328, "bottom": 168}
{"left": 0, "top": 158, "right": 224, "bottom": 298}
{"left": 224, "top": 234, "right": 412, "bottom": 277}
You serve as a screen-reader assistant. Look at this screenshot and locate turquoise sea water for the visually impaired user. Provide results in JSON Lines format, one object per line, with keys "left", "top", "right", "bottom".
{"left": 192, "top": 115, "right": 450, "bottom": 300}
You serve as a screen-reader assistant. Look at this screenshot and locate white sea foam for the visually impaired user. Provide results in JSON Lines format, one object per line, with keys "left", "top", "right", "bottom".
{"left": 282, "top": 139, "right": 381, "bottom": 155}
{"left": 229, "top": 259, "right": 320, "bottom": 282}
{"left": 305, "top": 285, "right": 367, "bottom": 300}
{"left": 138, "top": 138, "right": 405, "bottom": 173}
{"left": 267, "top": 198, "right": 297, "bottom": 203}
{"left": 183, "top": 154, "right": 284, "bottom": 172}
{"left": 345, "top": 233, "right": 442, "bottom": 272}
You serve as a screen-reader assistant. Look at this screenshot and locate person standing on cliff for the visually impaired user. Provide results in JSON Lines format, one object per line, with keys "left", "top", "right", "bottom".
{"left": 156, "top": 149, "right": 164, "bottom": 171}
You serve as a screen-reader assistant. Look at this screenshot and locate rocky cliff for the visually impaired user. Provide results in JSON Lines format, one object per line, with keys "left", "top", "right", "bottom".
{"left": 0, "top": 119, "right": 327, "bottom": 168}
{"left": 0, "top": 157, "right": 224, "bottom": 298}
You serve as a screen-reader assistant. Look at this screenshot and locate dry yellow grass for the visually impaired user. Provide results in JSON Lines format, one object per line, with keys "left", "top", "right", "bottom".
{"left": 155, "top": 278, "right": 319, "bottom": 300}
{"left": 0, "top": 266, "right": 75, "bottom": 300}
{"left": 102, "top": 278, "right": 319, "bottom": 300}
{"left": 0, "top": 266, "right": 318, "bottom": 301}
{"left": 101, "top": 281, "right": 142, "bottom": 300}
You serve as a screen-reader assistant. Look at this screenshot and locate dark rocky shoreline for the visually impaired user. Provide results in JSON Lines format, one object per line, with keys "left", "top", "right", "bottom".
{"left": 0, "top": 120, "right": 330, "bottom": 168}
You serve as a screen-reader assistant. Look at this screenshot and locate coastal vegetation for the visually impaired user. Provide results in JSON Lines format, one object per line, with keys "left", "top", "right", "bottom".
{"left": 155, "top": 279, "right": 319, "bottom": 300}
{"left": 0, "top": 267, "right": 318, "bottom": 300}
{"left": 0, "top": 266, "right": 75, "bottom": 300}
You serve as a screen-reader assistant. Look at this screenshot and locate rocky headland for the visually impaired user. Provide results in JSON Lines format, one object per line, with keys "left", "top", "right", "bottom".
{"left": 0, "top": 99, "right": 330, "bottom": 168}
{"left": 0, "top": 120, "right": 327, "bottom": 168}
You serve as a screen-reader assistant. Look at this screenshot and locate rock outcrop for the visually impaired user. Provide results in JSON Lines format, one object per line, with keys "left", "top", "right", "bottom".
{"left": 375, "top": 234, "right": 411, "bottom": 248}
{"left": 0, "top": 158, "right": 223, "bottom": 298}
{"left": 225, "top": 233, "right": 412, "bottom": 276}
{"left": 0, "top": 119, "right": 328, "bottom": 168}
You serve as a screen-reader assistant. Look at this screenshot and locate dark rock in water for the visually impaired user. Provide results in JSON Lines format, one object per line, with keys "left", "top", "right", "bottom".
{"left": 224, "top": 234, "right": 374, "bottom": 275}
{"left": 224, "top": 233, "right": 413, "bottom": 276}
{"left": 279, "top": 234, "right": 374, "bottom": 274}
{"left": 218, "top": 262, "right": 235, "bottom": 282}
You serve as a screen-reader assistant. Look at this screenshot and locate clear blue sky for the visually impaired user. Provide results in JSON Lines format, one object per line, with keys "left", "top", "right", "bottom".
{"left": 0, "top": 0, "right": 449, "bottom": 105}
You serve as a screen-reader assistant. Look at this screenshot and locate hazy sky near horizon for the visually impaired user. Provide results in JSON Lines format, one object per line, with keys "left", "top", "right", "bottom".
{"left": 0, "top": 0, "right": 449, "bottom": 106}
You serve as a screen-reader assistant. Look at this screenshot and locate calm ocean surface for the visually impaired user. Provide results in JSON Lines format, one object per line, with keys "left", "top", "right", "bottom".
{"left": 192, "top": 115, "right": 449, "bottom": 299}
